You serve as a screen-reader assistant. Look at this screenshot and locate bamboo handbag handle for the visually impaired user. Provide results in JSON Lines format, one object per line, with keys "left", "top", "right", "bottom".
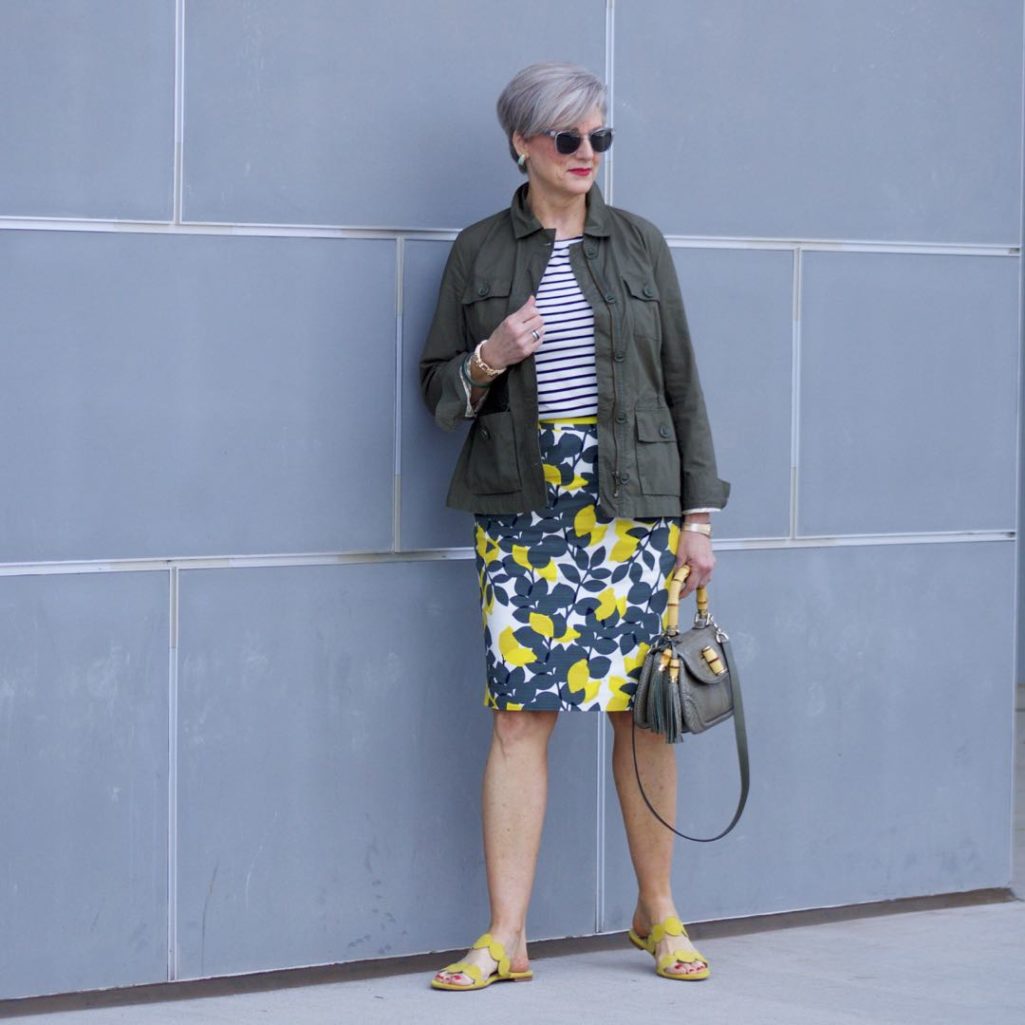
{"left": 666, "top": 564, "right": 710, "bottom": 634}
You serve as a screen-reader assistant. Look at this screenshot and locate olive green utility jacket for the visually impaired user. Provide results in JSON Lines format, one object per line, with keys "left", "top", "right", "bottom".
{"left": 419, "top": 184, "right": 730, "bottom": 518}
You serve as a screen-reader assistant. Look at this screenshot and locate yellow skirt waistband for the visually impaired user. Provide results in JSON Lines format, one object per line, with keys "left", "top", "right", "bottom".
{"left": 538, "top": 415, "right": 598, "bottom": 425}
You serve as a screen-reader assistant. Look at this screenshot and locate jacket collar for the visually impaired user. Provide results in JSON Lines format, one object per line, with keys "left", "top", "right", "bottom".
{"left": 510, "top": 182, "right": 611, "bottom": 239}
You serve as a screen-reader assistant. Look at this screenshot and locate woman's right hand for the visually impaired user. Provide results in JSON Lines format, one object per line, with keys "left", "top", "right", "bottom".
{"left": 479, "top": 296, "right": 544, "bottom": 370}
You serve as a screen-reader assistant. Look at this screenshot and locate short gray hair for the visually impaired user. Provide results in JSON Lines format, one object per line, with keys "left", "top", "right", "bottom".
{"left": 497, "top": 62, "right": 608, "bottom": 173}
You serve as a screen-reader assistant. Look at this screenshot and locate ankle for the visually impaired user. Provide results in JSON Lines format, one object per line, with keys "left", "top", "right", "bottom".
{"left": 635, "top": 896, "right": 679, "bottom": 926}
{"left": 486, "top": 922, "right": 526, "bottom": 947}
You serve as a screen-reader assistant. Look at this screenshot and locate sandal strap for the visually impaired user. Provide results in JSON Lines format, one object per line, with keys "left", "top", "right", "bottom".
{"left": 658, "top": 945, "right": 707, "bottom": 966}
{"left": 471, "top": 932, "right": 511, "bottom": 977}
{"left": 657, "top": 951, "right": 708, "bottom": 974}
{"left": 437, "top": 961, "right": 482, "bottom": 982}
{"left": 650, "top": 915, "right": 688, "bottom": 944}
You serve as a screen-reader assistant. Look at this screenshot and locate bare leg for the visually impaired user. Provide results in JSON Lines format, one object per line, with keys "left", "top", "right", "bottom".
{"left": 607, "top": 710, "right": 707, "bottom": 976}
{"left": 434, "top": 709, "right": 558, "bottom": 986}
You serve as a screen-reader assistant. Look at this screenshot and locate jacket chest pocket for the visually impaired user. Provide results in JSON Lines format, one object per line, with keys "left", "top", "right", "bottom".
{"left": 462, "top": 277, "right": 513, "bottom": 342}
{"left": 623, "top": 275, "right": 661, "bottom": 343}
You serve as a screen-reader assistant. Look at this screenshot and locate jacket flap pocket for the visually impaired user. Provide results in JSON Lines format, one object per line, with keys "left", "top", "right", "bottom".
{"left": 624, "top": 275, "right": 660, "bottom": 302}
{"left": 462, "top": 277, "right": 512, "bottom": 304}
{"left": 636, "top": 409, "right": 676, "bottom": 443}
{"left": 466, "top": 409, "right": 521, "bottom": 495}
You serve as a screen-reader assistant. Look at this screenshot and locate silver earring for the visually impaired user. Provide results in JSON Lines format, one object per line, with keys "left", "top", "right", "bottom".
{"left": 517, "top": 153, "right": 527, "bottom": 169}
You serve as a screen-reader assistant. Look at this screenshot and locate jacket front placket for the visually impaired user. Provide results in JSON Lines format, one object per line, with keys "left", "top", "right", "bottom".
{"left": 505, "top": 226, "right": 560, "bottom": 502}
{"left": 572, "top": 235, "right": 628, "bottom": 514}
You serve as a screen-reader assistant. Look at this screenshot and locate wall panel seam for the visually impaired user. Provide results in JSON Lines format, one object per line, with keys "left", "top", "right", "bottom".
{"left": 0, "top": 533, "right": 1014, "bottom": 578}
{"left": 173, "top": 0, "right": 185, "bottom": 224}
{"left": 668, "top": 239, "right": 1020, "bottom": 255}
{"left": 0, "top": 218, "right": 1017, "bottom": 257}
{"left": 393, "top": 239, "right": 404, "bottom": 552}
{"left": 1013, "top": 0, "right": 1025, "bottom": 688}
{"left": 167, "top": 566, "right": 180, "bottom": 982}
{"left": 594, "top": 715, "right": 606, "bottom": 934}
{"left": 790, "top": 249, "right": 802, "bottom": 538}
{"left": 603, "top": 0, "right": 615, "bottom": 207}
{"left": 595, "top": 0, "right": 615, "bottom": 935}
{"left": 0, "top": 219, "right": 457, "bottom": 241}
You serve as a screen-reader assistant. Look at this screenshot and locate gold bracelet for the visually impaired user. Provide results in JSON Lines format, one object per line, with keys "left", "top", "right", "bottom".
{"left": 682, "top": 522, "right": 712, "bottom": 537}
{"left": 471, "top": 340, "right": 502, "bottom": 379}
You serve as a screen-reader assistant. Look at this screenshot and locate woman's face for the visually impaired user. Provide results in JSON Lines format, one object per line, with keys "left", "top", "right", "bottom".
{"left": 514, "top": 106, "right": 606, "bottom": 203}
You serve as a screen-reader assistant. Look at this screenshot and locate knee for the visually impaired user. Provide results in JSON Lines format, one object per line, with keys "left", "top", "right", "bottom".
{"left": 608, "top": 709, "right": 659, "bottom": 749}
{"left": 491, "top": 710, "right": 557, "bottom": 755}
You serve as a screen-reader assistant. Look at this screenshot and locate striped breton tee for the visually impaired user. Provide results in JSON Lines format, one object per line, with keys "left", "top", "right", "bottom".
{"left": 534, "top": 236, "right": 598, "bottom": 418}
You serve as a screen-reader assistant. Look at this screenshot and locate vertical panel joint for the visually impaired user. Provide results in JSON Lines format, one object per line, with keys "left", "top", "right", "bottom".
{"left": 167, "top": 566, "right": 180, "bottom": 980}
{"left": 393, "top": 238, "right": 405, "bottom": 552}
{"left": 790, "top": 247, "right": 803, "bottom": 539}
{"left": 603, "top": 0, "right": 615, "bottom": 205}
{"left": 173, "top": 0, "right": 185, "bottom": 224}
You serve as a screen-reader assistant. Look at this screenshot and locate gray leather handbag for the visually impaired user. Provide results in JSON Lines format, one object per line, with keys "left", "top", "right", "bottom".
{"left": 632, "top": 567, "right": 750, "bottom": 841}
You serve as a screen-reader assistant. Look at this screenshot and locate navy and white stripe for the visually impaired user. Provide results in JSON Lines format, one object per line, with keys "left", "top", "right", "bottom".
{"left": 535, "top": 237, "right": 598, "bottom": 418}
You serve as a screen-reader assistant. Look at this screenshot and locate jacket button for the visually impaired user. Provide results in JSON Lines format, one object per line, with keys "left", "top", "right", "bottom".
{"left": 659, "top": 425, "right": 671, "bottom": 438}
{"left": 613, "top": 351, "right": 625, "bottom": 362}
{"left": 480, "top": 427, "right": 491, "bottom": 439}
{"left": 477, "top": 284, "right": 489, "bottom": 297}
{"left": 585, "top": 246, "right": 597, "bottom": 259}
{"left": 605, "top": 294, "right": 617, "bottom": 304}
{"left": 616, "top": 413, "right": 627, "bottom": 424}
{"left": 620, "top": 472, "right": 631, "bottom": 484}
{"left": 643, "top": 285, "right": 655, "bottom": 298}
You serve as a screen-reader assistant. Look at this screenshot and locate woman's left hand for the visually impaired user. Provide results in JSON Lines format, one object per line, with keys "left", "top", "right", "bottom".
{"left": 674, "top": 530, "right": 715, "bottom": 598}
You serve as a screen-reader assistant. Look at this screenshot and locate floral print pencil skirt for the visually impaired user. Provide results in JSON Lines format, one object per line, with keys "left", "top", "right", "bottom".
{"left": 474, "top": 419, "right": 680, "bottom": 712}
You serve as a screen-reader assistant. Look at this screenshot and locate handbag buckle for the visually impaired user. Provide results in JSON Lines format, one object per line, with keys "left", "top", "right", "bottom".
{"left": 694, "top": 610, "right": 728, "bottom": 644}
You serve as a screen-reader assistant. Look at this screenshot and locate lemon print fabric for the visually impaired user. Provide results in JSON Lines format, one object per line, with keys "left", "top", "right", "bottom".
{"left": 474, "top": 421, "right": 679, "bottom": 711}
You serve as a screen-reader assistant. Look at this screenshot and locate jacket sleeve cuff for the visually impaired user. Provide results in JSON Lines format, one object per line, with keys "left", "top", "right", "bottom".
{"left": 682, "top": 475, "right": 731, "bottom": 512}
{"left": 430, "top": 355, "right": 476, "bottom": 431}
{"left": 459, "top": 361, "right": 487, "bottom": 418}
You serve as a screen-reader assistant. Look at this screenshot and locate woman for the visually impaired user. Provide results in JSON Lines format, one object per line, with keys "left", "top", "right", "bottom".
{"left": 419, "top": 62, "right": 729, "bottom": 990}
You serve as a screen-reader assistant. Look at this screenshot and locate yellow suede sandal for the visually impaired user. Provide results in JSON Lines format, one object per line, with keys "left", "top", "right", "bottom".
{"left": 430, "top": 932, "right": 534, "bottom": 991}
{"left": 628, "top": 915, "right": 710, "bottom": 981}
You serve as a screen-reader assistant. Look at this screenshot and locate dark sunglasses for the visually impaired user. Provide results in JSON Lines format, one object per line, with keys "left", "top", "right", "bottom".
{"left": 543, "top": 127, "right": 614, "bottom": 155}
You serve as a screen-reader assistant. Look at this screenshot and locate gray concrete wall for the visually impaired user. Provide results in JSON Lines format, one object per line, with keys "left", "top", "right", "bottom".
{"left": 0, "top": 0, "right": 1020, "bottom": 1000}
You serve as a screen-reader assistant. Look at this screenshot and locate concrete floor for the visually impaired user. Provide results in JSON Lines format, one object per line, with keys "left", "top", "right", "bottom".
{"left": 2, "top": 705, "right": 1023, "bottom": 1025}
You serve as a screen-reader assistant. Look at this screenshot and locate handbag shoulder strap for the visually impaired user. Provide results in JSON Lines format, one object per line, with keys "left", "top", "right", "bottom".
{"left": 631, "top": 637, "right": 749, "bottom": 843}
